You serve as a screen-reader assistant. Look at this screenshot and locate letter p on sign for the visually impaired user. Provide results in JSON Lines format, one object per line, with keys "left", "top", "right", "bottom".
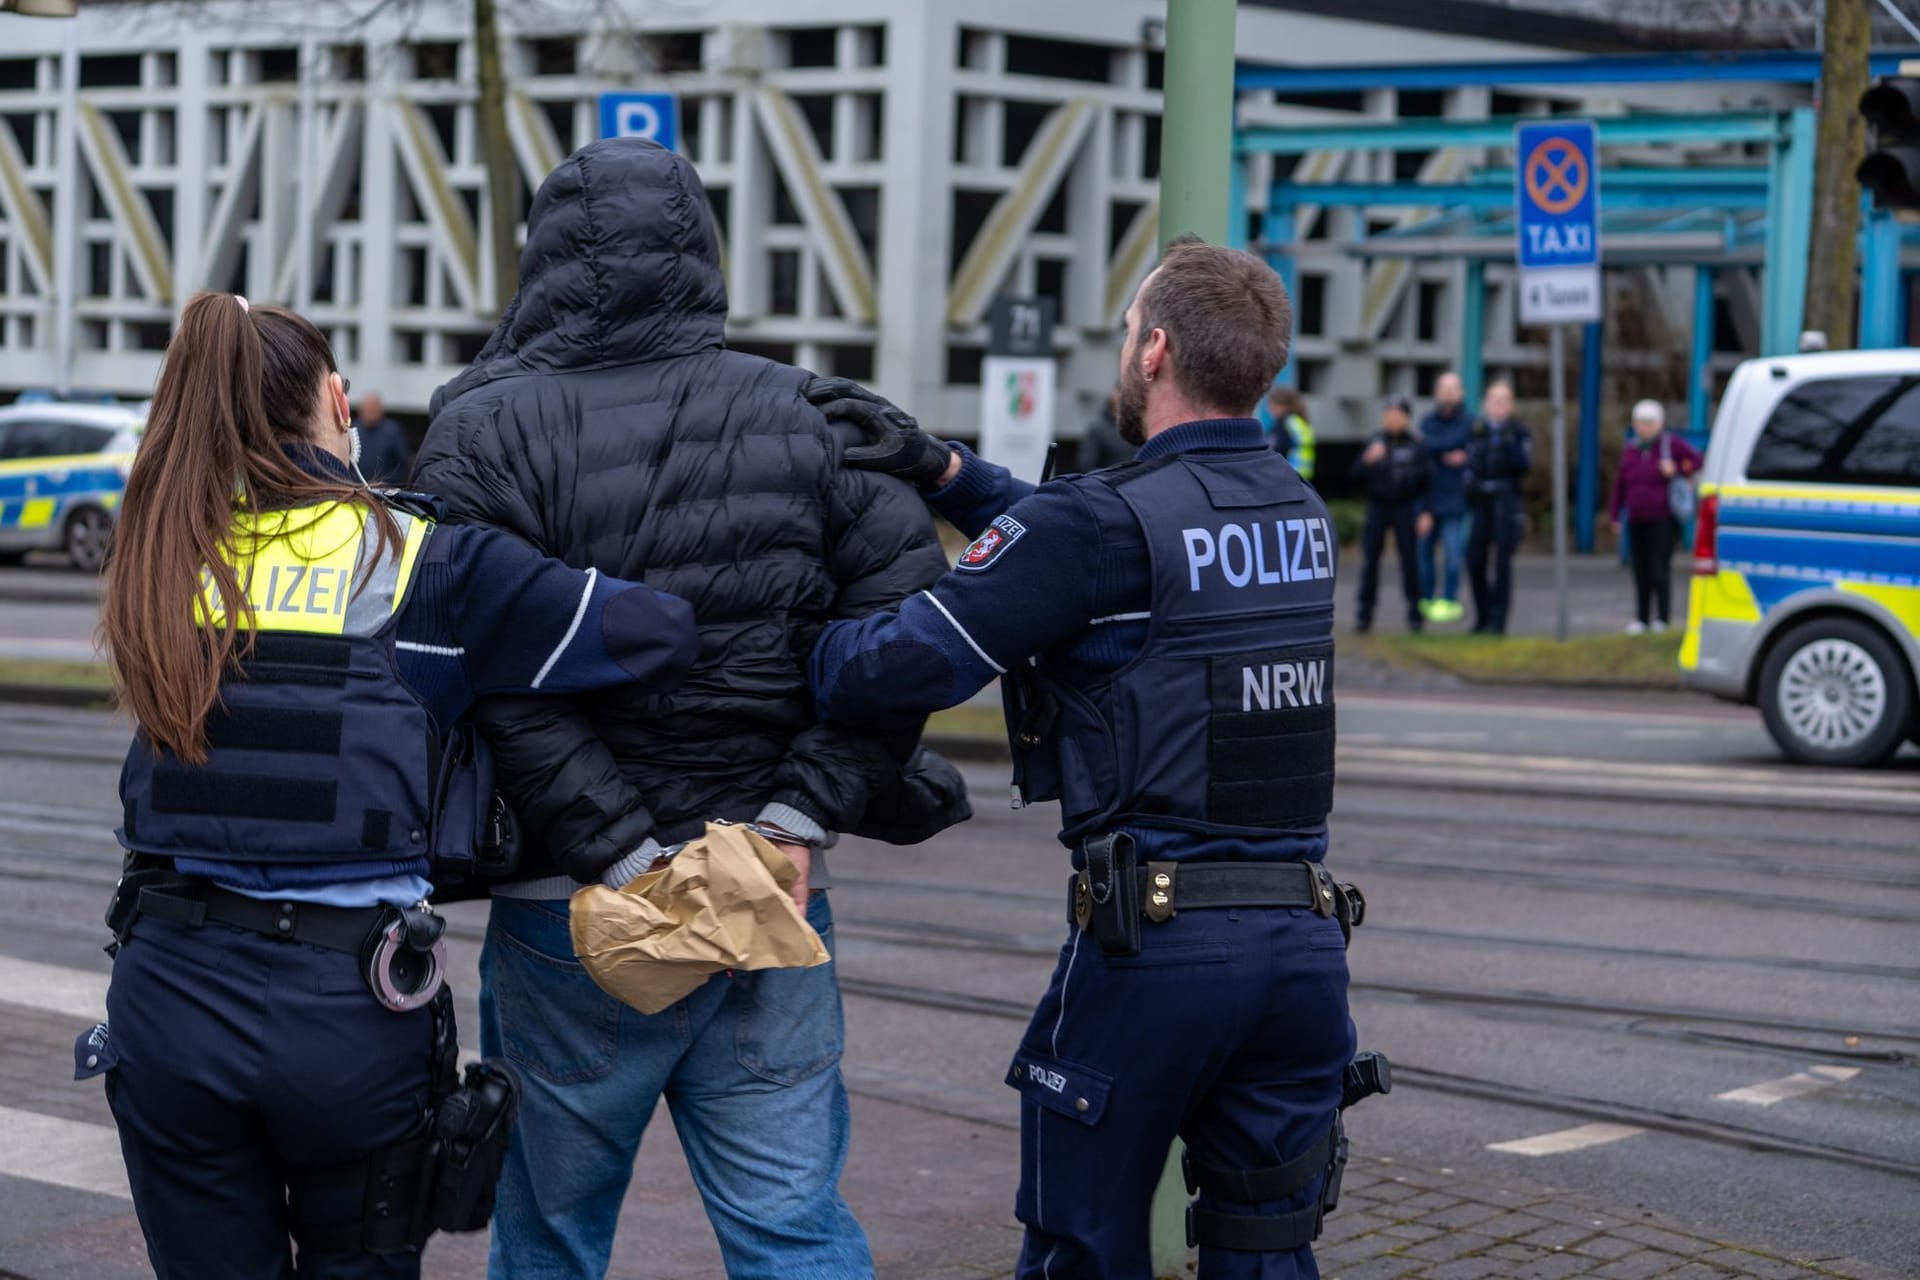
{"left": 599, "top": 93, "right": 679, "bottom": 152}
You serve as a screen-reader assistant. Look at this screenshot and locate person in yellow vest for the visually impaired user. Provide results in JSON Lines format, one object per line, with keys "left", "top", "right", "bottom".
{"left": 1263, "top": 384, "right": 1317, "bottom": 483}
{"left": 87, "top": 292, "right": 700, "bottom": 1280}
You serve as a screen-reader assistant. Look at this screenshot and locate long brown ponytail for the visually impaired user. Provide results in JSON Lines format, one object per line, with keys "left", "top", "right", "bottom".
{"left": 101, "top": 293, "right": 391, "bottom": 764}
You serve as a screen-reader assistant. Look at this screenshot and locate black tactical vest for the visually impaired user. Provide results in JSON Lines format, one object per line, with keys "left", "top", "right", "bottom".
{"left": 1021, "top": 450, "right": 1338, "bottom": 846}
{"left": 119, "top": 500, "right": 448, "bottom": 870}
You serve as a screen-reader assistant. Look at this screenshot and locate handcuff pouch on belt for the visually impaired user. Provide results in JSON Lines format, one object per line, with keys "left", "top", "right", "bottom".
{"left": 360, "top": 906, "right": 449, "bottom": 1013}
{"left": 1074, "top": 831, "right": 1141, "bottom": 956}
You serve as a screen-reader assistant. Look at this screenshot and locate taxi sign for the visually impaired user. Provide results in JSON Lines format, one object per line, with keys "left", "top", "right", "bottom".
{"left": 1515, "top": 120, "right": 1601, "bottom": 325}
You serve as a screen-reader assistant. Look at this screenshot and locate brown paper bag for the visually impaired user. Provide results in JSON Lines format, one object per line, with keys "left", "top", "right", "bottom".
{"left": 568, "top": 821, "right": 829, "bottom": 1015}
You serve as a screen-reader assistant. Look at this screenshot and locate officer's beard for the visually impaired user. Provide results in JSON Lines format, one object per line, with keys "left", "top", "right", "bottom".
{"left": 1116, "top": 361, "right": 1149, "bottom": 447}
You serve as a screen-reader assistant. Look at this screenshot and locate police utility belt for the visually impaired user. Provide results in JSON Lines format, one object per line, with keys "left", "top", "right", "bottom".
{"left": 108, "top": 868, "right": 447, "bottom": 1012}
{"left": 1069, "top": 831, "right": 1366, "bottom": 957}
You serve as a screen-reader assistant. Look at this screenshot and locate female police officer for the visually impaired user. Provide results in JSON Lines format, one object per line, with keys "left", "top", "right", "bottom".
{"left": 88, "top": 292, "right": 699, "bottom": 1279}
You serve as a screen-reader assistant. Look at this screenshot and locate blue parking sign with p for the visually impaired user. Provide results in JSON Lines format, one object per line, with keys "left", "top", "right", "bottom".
{"left": 1515, "top": 121, "right": 1598, "bottom": 270}
{"left": 599, "top": 92, "right": 678, "bottom": 151}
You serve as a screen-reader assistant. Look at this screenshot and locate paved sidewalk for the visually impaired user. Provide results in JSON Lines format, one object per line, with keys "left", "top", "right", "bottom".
{"left": 1346, "top": 549, "right": 1686, "bottom": 641}
{"left": 1308, "top": 1157, "right": 1903, "bottom": 1280}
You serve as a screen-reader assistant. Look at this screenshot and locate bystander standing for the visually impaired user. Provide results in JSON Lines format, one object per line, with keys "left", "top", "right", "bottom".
{"left": 1352, "top": 394, "right": 1432, "bottom": 634}
{"left": 1417, "top": 372, "right": 1473, "bottom": 624}
{"left": 1465, "top": 382, "right": 1532, "bottom": 636}
{"left": 351, "top": 391, "right": 413, "bottom": 485}
{"left": 1610, "top": 399, "right": 1701, "bottom": 634}
{"left": 1262, "top": 384, "right": 1316, "bottom": 482}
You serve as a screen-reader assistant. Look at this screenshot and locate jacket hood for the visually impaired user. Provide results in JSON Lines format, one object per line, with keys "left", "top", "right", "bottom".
{"left": 434, "top": 138, "right": 728, "bottom": 410}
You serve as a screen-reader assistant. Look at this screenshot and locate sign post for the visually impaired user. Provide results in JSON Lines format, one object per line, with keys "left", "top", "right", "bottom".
{"left": 1515, "top": 120, "right": 1602, "bottom": 643}
{"left": 978, "top": 297, "right": 1059, "bottom": 484}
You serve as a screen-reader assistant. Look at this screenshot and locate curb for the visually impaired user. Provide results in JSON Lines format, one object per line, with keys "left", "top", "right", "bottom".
{"left": 0, "top": 683, "right": 114, "bottom": 710}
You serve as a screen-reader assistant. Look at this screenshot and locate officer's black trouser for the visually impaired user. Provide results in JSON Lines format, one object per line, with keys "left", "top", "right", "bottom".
{"left": 1627, "top": 517, "right": 1678, "bottom": 626}
{"left": 101, "top": 914, "right": 433, "bottom": 1279}
{"left": 1009, "top": 905, "right": 1355, "bottom": 1279}
{"left": 1467, "top": 492, "right": 1524, "bottom": 633}
{"left": 1357, "top": 501, "right": 1421, "bottom": 628}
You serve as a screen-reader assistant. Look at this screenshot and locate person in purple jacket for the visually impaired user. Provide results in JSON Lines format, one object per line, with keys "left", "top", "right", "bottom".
{"left": 1609, "top": 399, "right": 1702, "bottom": 634}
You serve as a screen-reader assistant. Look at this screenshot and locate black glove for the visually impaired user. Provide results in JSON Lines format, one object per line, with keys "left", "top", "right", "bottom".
{"left": 803, "top": 376, "right": 955, "bottom": 488}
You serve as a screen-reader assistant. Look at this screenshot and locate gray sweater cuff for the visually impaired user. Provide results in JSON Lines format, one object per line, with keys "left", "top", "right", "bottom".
{"left": 600, "top": 838, "right": 666, "bottom": 888}
{"left": 755, "top": 802, "right": 828, "bottom": 847}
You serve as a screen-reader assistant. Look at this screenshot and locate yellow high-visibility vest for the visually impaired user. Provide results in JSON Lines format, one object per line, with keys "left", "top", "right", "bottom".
{"left": 196, "top": 500, "right": 432, "bottom": 637}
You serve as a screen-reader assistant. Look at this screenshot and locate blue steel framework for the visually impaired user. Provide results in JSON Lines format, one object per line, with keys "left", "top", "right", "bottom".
{"left": 1230, "top": 49, "right": 1920, "bottom": 551}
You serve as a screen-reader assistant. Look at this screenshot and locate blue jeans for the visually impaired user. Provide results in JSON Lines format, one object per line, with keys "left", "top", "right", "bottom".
{"left": 480, "top": 893, "right": 871, "bottom": 1280}
{"left": 1418, "top": 511, "right": 1468, "bottom": 602}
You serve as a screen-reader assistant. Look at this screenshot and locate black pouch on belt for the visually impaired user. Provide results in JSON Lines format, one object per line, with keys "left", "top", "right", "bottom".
{"left": 1078, "top": 832, "right": 1141, "bottom": 957}
{"left": 103, "top": 854, "right": 187, "bottom": 956}
{"left": 429, "top": 1059, "right": 520, "bottom": 1233}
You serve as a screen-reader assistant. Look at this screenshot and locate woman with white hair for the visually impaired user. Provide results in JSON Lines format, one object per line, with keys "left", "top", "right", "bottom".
{"left": 1609, "top": 399, "right": 1702, "bottom": 633}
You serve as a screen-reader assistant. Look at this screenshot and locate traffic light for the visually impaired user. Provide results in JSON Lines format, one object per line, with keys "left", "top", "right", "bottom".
{"left": 1857, "top": 77, "right": 1920, "bottom": 210}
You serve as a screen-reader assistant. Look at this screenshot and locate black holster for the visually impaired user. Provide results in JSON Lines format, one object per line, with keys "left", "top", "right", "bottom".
{"left": 292, "top": 989, "right": 520, "bottom": 1256}
{"left": 1074, "top": 832, "right": 1141, "bottom": 956}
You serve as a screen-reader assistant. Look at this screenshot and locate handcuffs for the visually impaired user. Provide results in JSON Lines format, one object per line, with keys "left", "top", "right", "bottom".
{"left": 361, "top": 903, "right": 449, "bottom": 1013}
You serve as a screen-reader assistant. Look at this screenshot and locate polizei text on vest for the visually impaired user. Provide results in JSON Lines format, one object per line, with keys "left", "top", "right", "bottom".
{"left": 1181, "top": 517, "right": 1336, "bottom": 592}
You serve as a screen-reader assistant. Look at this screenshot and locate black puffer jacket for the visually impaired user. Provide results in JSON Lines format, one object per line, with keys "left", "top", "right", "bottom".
{"left": 416, "top": 138, "right": 957, "bottom": 884}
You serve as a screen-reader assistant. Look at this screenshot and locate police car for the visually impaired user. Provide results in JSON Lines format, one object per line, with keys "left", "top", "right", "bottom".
{"left": 0, "top": 401, "right": 145, "bottom": 572}
{"left": 1681, "top": 350, "right": 1920, "bottom": 766}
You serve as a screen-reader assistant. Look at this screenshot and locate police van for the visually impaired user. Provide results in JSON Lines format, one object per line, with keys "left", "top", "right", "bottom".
{"left": 0, "top": 402, "right": 145, "bottom": 572}
{"left": 1681, "top": 350, "right": 1920, "bottom": 766}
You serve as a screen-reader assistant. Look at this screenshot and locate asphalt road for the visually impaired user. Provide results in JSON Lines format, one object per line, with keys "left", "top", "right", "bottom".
{"left": 0, "top": 686, "right": 1914, "bottom": 1279}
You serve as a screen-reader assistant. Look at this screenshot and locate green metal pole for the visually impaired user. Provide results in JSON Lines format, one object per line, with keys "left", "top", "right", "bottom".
{"left": 1158, "top": 0, "right": 1238, "bottom": 250}
{"left": 1149, "top": 16, "right": 1240, "bottom": 1273}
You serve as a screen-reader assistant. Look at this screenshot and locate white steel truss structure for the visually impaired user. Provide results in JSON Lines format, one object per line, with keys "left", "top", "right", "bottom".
{"left": 0, "top": 0, "right": 1793, "bottom": 440}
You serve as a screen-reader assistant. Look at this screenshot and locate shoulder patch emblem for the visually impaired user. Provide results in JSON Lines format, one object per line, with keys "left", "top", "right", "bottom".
{"left": 956, "top": 514, "right": 1027, "bottom": 571}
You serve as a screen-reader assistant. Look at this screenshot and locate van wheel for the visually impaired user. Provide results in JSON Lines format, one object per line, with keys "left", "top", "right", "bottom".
{"left": 64, "top": 507, "right": 113, "bottom": 574}
{"left": 1759, "top": 618, "right": 1914, "bottom": 767}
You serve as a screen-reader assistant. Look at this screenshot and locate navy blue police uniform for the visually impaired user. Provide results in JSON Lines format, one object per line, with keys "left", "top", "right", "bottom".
{"left": 812, "top": 418, "right": 1359, "bottom": 1279}
{"left": 1464, "top": 417, "right": 1533, "bottom": 634}
{"left": 84, "top": 448, "right": 697, "bottom": 1280}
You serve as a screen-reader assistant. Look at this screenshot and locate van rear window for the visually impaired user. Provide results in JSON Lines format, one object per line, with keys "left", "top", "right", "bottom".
{"left": 1748, "top": 375, "right": 1920, "bottom": 486}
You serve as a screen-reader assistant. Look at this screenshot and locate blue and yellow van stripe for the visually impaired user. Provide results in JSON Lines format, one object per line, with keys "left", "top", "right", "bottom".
{"left": 1683, "top": 481, "right": 1920, "bottom": 671}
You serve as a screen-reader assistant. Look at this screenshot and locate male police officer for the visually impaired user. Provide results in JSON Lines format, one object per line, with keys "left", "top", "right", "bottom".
{"left": 807, "top": 237, "right": 1359, "bottom": 1279}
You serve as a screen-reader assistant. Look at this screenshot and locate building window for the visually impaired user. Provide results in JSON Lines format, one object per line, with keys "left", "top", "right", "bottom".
{"left": 769, "top": 249, "right": 801, "bottom": 316}
{"left": 1002, "top": 99, "right": 1051, "bottom": 169}
{"left": 1298, "top": 274, "right": 1327, "bottom": 337}
{"left": 408, "top": 42, "right": 460, "bottom": 81}
{"left": 793, "top": 94, "right": 834, "bottom": 158}
{"left": 1416, "top": 280, "right": 1445, "bottom": 342}
{"left": 827, "top": 344, "right": 875, "bottom": 381}
{"left": 950, "top": 188, "right": 998, "bottom": 273}
{"left": 257, "top": 47, "right": 299, "bottom": 83}
{"left": 1005, "top": 34, "right": 1113, "bottom": 84}
{"left": 778, "top": 27, "right": 838, "bottom": 69}
{"left": 80, "top": 54, "right": 142, "bottom": 88}
{"left": 947, "top": 345, "right": 985, "bottom": 386}
{"left": 530, "top": 37, "right": 576, "bottom": 76}
{"left": 639, "top": 32, "right": 705, "bottom": 73}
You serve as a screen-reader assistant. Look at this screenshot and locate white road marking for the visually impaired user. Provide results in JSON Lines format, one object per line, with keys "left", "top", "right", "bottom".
{"left": 0, "top": 1104, "right": 129, "bottom": 1200}
{"left": 1622, "top": 728, "right": 1706, "bottom": 740}
{"left": 1486, "top": 1123, "right": 1645, "bottom": 1157}
{"left": 1715, "top": 1065, "right": 1860, "bottom": 1107}
{"left": 0, "top": 953, "right": 108, "bottom": 1021}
